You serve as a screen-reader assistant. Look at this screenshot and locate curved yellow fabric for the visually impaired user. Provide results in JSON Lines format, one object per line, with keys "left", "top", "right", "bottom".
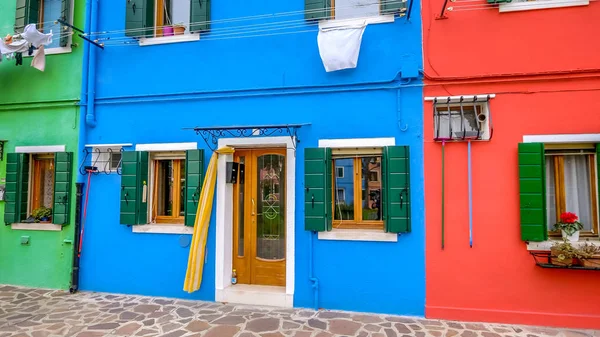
{"left": 184, "top": 147, "right": 235, "bottom": 293}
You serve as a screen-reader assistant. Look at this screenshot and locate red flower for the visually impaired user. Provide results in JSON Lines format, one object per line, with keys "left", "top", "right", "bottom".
{"left": 560, "top": 212, "right": 578, "bottom": 224}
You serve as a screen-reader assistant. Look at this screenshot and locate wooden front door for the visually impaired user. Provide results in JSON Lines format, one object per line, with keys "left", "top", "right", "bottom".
{"left": 233, "top": 149, "right": 286, "bottom": 287}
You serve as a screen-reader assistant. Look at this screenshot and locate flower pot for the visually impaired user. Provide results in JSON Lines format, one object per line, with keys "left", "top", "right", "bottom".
{"left": 551, "top": 256, "right": 574, "bottom": 266}
{"left": 582, "top": 256, "right": 600, "bottom": 268}
{"left": 173, "top": 26, "right": 185, "bottom": 35}
{"left": 163, "top": 26, "right": 174, "bottom": 36}
{"left": 561, "top": 229, "right": 579, "bottom": 242}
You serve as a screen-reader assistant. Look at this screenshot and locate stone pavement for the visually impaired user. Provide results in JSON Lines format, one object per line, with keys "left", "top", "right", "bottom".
{"left": 0, "top": 285, "right": 598, "bottom": 337}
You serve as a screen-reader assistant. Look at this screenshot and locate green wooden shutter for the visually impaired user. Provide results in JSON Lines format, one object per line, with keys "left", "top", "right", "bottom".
{"left": 4, "top": 153, "right": 25, "bottom": 225}
{"left": 19, "top": 154, "right": 30, "bottom": 222}
{"left": 304, "top": 148, "right": 332, "bottom": 232}
{"left": 185, "top": 149, "right": 204, "bottom": 227}
{"left": 305, "top": 0, "right": 331, "bottom": 20}
{"left": 125, "top": 0, "right": 154, "bottom": 38}
{"left": 52, "top": 152, "right": 73, "bottom": 225}
{"left": 120, "top": 151, "right": 149, "bottom": 225}
{"left": 383, "top": 146, "right": 411, "bottom": 233}
{"left": 518, "top": 143, "right": 548, "bottom": 242}
{"left": 59, "top": 0, "right": 72, "bottom": 47}
{"left": 381, "top": 0, "right": 407, "bottom": 15}
{"left": 190, "top": 0, "right": 211, "bottom": 33}
{"left": 14, "top": 0, "right": 39, "bottom": 33}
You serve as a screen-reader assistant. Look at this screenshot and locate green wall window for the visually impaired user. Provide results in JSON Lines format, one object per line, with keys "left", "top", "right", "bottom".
{"left": 15, "top": 0, "right": 73, "bottom": 48}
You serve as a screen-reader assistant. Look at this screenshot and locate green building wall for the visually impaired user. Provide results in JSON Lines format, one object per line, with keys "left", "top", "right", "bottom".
{"left": 0, "top": 0, "right": 85, "bottom": 290}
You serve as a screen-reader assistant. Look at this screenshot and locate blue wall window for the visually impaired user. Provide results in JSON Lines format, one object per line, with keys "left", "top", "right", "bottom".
{"left": 155, "top": 0, "right": 192, "bottom": 36}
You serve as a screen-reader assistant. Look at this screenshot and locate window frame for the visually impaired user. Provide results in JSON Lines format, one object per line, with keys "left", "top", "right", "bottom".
{"left": 433, "top": 101, "right": 490, "bottom": 141}
{"left": 27, "top": 0, "right": 76, "bottom": 55}
{"left": 499, "top": 0, "right": 589, "bottom": 12}
{"left": 544, "top": 144, "right": 599, "bottom": 238}
{"left": 331, "top": 154, "right": 384, "bottom": 230}
{"left": 148, "top": 151, "right": 186, "bottom": 225}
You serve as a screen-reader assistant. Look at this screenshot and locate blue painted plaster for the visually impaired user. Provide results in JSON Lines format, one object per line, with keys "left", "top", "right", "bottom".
{"left": 80, "top": 0, "right": 424, "bottom": 316}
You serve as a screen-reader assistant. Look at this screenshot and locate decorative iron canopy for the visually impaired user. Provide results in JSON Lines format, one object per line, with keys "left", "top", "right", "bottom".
{"left": 184, "top": 124, "right": 310, "bottom": 151}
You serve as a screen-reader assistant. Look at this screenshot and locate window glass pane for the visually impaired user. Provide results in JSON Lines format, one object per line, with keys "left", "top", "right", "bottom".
{"left": 110, "top": 152, "right": 122, "bottom": 170}
{"left": 31, "top": 155, "right": 55, "bottom": 211}
{"left": 157, "top": 160, "right": 174, "bottom": 216}
{"left": 545, "top": 157, "right": 557, "bottom": 230}
{"left": 334, "top": 158, "right": 354, "bottom": 221}
{"left": 42, "top": 1, "right": 61, "bottom": 49}
{"left": 336, "top": 167, "right": 344, "bottom": 178}
{"left": 435, "top": 105, "right": 481, "bottom": 139}
{"left": 564, "top": 155, "right": 593, "bottom": 231}
{"left": 362, "top": 157, "right": 382, "bottom": 221}
{"left": 256, "top": 154, "right": 285, "bottom": 260}
{"left": 238, "top": 157, "right": 245, "bottom": 257}
{"left": 170, "top": 0, "right": 191, "bottom": 34}
{"left": 335, "top": 0, "right": 380, "bottom": 20}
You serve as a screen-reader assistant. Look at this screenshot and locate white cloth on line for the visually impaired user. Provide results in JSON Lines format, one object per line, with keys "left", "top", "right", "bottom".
{"left": 21, "top": 24, "right": 53, "bottom": 48}
{"left": 317, "top": 23, "right": 367, "bottom": 72}
{"left": 0, "top": 39, "right": 28, "bottom": 55}
{"left": 31, "top": 45, "right": 46, "bottom": 72}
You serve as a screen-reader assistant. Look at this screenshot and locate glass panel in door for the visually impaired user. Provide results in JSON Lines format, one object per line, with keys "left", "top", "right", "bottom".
{"left": 256, "top": 154, "right": 285, "bottom": 261}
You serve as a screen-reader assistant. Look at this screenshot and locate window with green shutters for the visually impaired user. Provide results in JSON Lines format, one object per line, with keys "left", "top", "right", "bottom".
{"left": 120, "top": 149, "right": 204, "bottom": 227}
{"left": 3, "top": 152, "right": 72, "bottom": 226}
{"left": 304, "top": 145, "right": 411, "bottom": 234}
{"left": 125, "top": 0, "right": 210, "bottom": 39}
{"left": 14, "top": 0, "right": 74, "bottom": 48}
{"left": 304, "top": 0, "right": 406, "bottom": 21}
{"left": 518, "top": 142, "right": 600, "bottom": 242}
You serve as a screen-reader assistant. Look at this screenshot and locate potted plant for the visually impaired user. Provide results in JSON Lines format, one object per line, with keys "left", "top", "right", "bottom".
{"left": 553, "top": 212, "right": 584, "bottom": 242}
{"left": 32, "top": 206, "right": 52, "bottom": 223}
{"left": 173, "top": 23, "right": 186, "bottom": 35}
{"left": 576, "top": 241, "right": 600, "bottom": 268}
{"left": 550, "top": 239, "right": 579, "bottom": 267}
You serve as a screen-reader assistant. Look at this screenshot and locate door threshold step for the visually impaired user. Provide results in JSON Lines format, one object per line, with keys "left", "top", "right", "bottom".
{"left": 217, "top": 284, "right": 292, "bottom": 308}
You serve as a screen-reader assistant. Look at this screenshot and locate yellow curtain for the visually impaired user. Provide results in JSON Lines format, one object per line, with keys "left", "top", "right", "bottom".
{"left": 183, "top": 146, "right": 235, "bottom": 293}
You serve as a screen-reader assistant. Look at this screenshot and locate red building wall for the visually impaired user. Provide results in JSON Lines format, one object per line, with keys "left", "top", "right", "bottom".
{"left": 423, "top": 0, "right": 600, "bottom": 329}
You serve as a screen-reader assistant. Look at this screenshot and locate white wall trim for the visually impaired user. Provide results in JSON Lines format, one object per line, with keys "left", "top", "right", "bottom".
{"left": 132, "top": 225, "right": 194, "bottom": 235}
{"left": 139, "top": 33, "right": 200, "bottom": 47}
{"left": 215, "top": 136, "right": 295, "bottom": 305}
{"left": 499, "top": 0, "right": 588, "bottom": 12}
{"left": 85, "top": 143, "right": 133, "bottom": 148}
{"left": 216, "top": 284, "right": 292, "bottom": 308}
{"left": 135, "top": 142, "right": 197, "bottom": 152}
{"left": 11, "top": 223, "right": 62, "bottom": 231}
{"left": 523, "top": 133, "right": 600, "bottom": 144}
{"left": 527, "top": 239, "right": 600, "bottom": 251}
{"left": 318, "top": 137, "right": 396, "bottom": 148}
{"left": 318, "top": 14, "right": 394, "bottom": 29}
{"left": 318, "top": 229, "right": 398, "bottom": 242}
{"left": 15, "top": 145, "right": 65, "bottom": 153}
{"left": 424, "top": 94, "right": 495, "bottom": 102}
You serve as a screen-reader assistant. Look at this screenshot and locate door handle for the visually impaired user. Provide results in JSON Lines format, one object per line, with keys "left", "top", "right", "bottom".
{"left": 251, "top": 198, "right": 255, "bottom": 216}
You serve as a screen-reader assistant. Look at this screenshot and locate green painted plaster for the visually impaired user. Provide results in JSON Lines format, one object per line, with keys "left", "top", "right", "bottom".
{"left": 0, "top": 0, "right": 86, "bottom": 290}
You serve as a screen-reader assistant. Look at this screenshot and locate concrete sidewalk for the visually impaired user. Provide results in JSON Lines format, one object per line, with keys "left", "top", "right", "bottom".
{"left": 0, "top": 285, "right": 597, "bottom": 337}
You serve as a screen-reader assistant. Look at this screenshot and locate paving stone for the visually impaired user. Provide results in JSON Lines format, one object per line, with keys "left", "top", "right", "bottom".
{"left": 88, "top": 322, "right": 120, "bottom": 330}
{"left": 134, "top": 304, "right": 161, "bottom": 314}
{"left": 365, "top": 324, "right": 381, "bottom": 332}
{"left": 328, "top": 319, "right": 361, "bottom": 335}
{"left": 314, "top": 332, "right": 333, "bottom": 337}
{"left": 385, "top": 328, "right": 397, "bottom": 337}
{"left": 353, "top": 314, "right": 383, "bottom": 323}
{"left": 318, "top": 311, "right": 351, "bottom": 319}
{"left": 136, "top": 329, "right": 158, "bottom": 336}
{"left": 185, "top": 320, "right": 211, "bottom": 332}
{"left": 204, "top": 325, "right": 241, "bottom": 337}
{"left": 448, "top": 322, "right": 465, "bottom": 329}
{"left": 282, "top": 321, "right": 301, "bottom": 329}
{"left": 358, "top": 331, "right": 368, "bottom": 337}
{"left": 75, "top": 332, "right": 106, "bottom": 337}
{"left": 161, "top": 322, "right": 183, "bottom": 333}
{"left": 409, "top": 324, "right": 422, "bottom": 330}
{"left": 372, "top": 334, "right": 386, "bottom": 337}
{"left": 175, "top": 307, "right": 194, "bottom": 318}
{"left": 461, "top": 331, "right": 479, "bottom": 337}
{"left": 482, "top": 332, "right": 502, "bottom": 337}
{"left": 307, "top": 318, "right": 327, "bottom": 330}
{"left": 392, "top": 323, "right": 411, "bottom": 334}
{"left": 247, "top": 318, "right": 281, "bottom": 332}
{"left": 261, "top": 333, "right": 286, "bottom": 337}
{"left": 465, "top": 323, "right": 489, "bottom": 331}
{"left": 381, "top": 322, "right": 392, "bottom": 328}
{"left": 385, "top": 316, "right": 415, "bottom": 323}
{"left": 162, "top": 330, "right": 187, "bottom": 337}
{"left": 119, "top": 311, "right": 140, "bottom": 320}
{"left": 143, "top": 319, "right": 155, "bottom": 326}
{"left": 447, "top": 330, "right": 460, "bottom": 337}
{"left": 31, "top": 331, "right": 51, "bottom": 337}
{"left": 115, "top": 322, "right": 142, "bottom": 335}
{"left": 212, "top": 315, "right": 246, "bottom": 325}
{"left": 293, "top": 332, "right": 312, "bottom": 337}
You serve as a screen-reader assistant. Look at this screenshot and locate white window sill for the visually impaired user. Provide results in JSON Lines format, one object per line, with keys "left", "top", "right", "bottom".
{"left": 132, "top": 224, "right": 193, "bottom": 235}
{"left": 11, "top": 223, "right": 62, "bottom": 231}
{"left": 499, "top": 0, "right": 589, "bottom": 12}
{"left": 318, "top": 15, "right": 395, "bottom": 30}
{"left": 138, "top": 34, "right": 200, "bottom": 47}
{"left": 22, "top": 47, "right": 72, "bottom": 58}
{"left": 527, "top": 238, "right": 600, "bottom": 251}
{"left": 318, "top": 228, "right": 398, "bottom": 242}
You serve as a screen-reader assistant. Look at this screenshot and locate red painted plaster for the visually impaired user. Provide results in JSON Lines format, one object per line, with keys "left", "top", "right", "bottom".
{"left": 423, "top": 0, "right": 600, "bottom": 329}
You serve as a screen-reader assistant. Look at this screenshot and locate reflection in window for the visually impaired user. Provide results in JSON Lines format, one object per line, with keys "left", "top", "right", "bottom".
{"left": 334, "top": 158, "right": 354, "bottom": 221}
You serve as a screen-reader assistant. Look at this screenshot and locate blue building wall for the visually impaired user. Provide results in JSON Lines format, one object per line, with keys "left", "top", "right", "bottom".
{"left": 80, "top": 0, "right": 424, "bottom": 316}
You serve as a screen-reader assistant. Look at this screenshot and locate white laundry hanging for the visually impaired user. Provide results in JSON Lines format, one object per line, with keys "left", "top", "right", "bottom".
{"left": 317, "top": 23, "right": 367, "bottom": 72}
{"left": 21, "top": 24, "right": 53, "bottom": 48}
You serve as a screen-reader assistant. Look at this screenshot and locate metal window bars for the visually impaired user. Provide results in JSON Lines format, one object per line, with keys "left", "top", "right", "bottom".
{"left": 433, "top": 96, "right": 491, "bottom": 142}
{"left": 78, "top": 147, "right": 124, "bottom": 175}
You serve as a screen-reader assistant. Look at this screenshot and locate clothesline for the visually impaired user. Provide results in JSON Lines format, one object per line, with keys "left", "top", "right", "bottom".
{"left": 0, "top": 24, "right": 54, "bottom": 71}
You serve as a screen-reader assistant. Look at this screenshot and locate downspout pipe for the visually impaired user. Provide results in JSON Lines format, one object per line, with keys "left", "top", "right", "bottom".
{"left": 85, "top": 0, "right": 98, "bottom": 127}
{"left": 308, "top": 231, "right": 319, "bottom": 311}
